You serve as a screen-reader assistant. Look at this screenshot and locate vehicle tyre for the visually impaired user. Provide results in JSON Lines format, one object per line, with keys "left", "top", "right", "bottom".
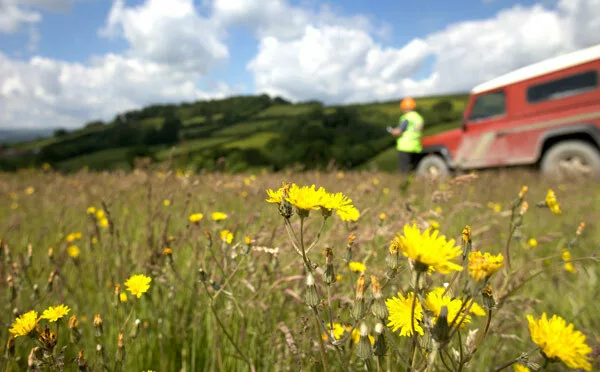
{"left": 540, "top": 140, "right": 600, "bottom": 179}
{"left": 415, "top": 154, "right": 450, "bottom": 178}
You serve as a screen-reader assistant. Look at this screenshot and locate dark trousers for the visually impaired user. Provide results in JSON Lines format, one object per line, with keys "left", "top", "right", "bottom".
{"left": 398, "top": 151, "right": 416, "bottom": 173}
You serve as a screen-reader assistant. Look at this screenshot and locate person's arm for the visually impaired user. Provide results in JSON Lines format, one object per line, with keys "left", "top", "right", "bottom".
{"left": 390, "top": 119, "right": 409, "bottom": 137}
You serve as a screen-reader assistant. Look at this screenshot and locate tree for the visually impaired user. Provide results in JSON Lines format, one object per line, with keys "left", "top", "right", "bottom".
{"left": 54, "top": 129, "right": 68, "bottom": 138}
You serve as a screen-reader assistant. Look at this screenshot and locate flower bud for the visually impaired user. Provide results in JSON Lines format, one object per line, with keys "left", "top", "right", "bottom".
{"left": 304, "top": 272, "right": 319, "bottom": 308}
{"left": 373, "top": 323, "right": 387, "bottom": 357}
{"left": 323, "top": 248, "right": 336, "bottom": 285}
{"left": 432, "top": 306, "right": 450, "bottom": 343}
{"left": 355, "top": 323, "right": 373, "bottom": 360}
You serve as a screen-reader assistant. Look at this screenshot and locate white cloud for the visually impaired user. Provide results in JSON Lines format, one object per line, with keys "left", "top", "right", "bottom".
{"left": 248, "top": 0, "right": 600, "bottom": 104}
{"left": 99, "top": 0, "right": 228, "bottom": 73}
{"left": 0, "top": 52, "right": 238, "bottom": 129}
{"left": 0, "top": 0, "right": 41, "bottom": 33}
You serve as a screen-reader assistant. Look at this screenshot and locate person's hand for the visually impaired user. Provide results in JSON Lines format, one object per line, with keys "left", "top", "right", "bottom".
{"left": 391, "top": 128, "right": 402, "bottom": 136}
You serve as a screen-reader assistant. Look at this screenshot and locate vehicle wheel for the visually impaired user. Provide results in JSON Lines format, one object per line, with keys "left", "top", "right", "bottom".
{"left": 415, "top": 154, "right": 450, "bottom": 178}
{"left": 540, "top": 140, "right": 600, "bottom": 179}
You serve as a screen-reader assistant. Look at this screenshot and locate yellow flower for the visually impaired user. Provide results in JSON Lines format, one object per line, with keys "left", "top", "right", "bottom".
{"left": 424, "top": 287, "right": 471, "bottom": 326}
{"left": 25, "top": 187, "right": 34, "bottom": 195}
{"left": 466, "top": 299, "right": 487, "bottom": 317}
{"left": 528, "top": 238, "right": 538, "bottom": 248}
{"left": 124, "top": 274, "right": 152, "bottom": 298}
{"left": 40, "top": 305, "right": 71, "bottom": 322}
{"left": 220, "top": 229, "right": 233, "bottom": 244}
{"left": 427, "top": 219, "right": 440, "bottom": 230}
{"left": 96, "top": 210, "right": 105, "bottom": 219}
{"left": 526, "top": 312, "right": 592, "bottom": 371}
{"left": 319, "top": 191, "right": 360, "bottom": 221}
{"left": 163, "top": 248, "right": 172, "bottom": 256}
{"left": 119, "top": 292, "right": 128, "bottom": 303}
{"left": 379, "top": 213, "right": 386, "bottom": 221}
{"left": 435, "top": 206, "right": 442, "bottom": 214}
{"left": 99, "top": 217, "right": 109, "bottom": 228}
{"left": 383, "top": 187, "right": 390, "bottom": 194}
{"left": 189, "top": 213, "right": 204, "bottom": 223}
{"left": 163, "top": 199, "right": 171, "bottom": 207}
{"left": 545, "top": 189, "right": 561, "bottom": 214}
{"left": 285, "top": 184, "right": 323, "bottom": 212}
{"left": 350, "top": 328, "right": 375, "bottom": 345}
{"left": 10, "top": 202, "right": 18, "bottom": 210}
{"left": 385, "top": 292, "right": 424, "bottom": 337}
{"left": 493, "top": 203, "right": 502, "bottom": 213}
{"left": 322, "top": 323, "right": 346, "bottom": 341}
{"left": 87, "top": 207, "right": 96, "bottom": 215}
{"left": 467, "top": 251, "right": 504, "bottom": 282}
{"left": 513, "top": 364, "right": 530, "bottom": 372}
{"left": 348, "top": 261, "right": 366, "bottom": 273}
{"left": 395, "top": 224, "right": 463, "bottom": 274}
{"left": 265, "top": 187, "right": 283, "bottom": 204}
{"left": 336, "top": 172, "right": 344, "bottom": 179}
{"left": 212, "top": 212, "right": 228, "bottom": 221}
{"left": 9, "top": 310, "right": 39, "bottom": 337}
{"left": 67, "top": 245, "right": 80, "bottom": 258}
{"left": 244, "top": 235, "right": 252, "bottom": 245}
{"left": 562, "top": 249, "right": 576, "bottom": 273}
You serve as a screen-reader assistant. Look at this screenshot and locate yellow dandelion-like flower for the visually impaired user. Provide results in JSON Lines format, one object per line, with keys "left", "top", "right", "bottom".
{"left": 348, "top": 261, "right": 366, "bottom": 273}
{"left": 395, "top": 224, "right": 463, "bottom": 274}
{"left": 319, "top": 190, "right": 360, "bottom": 221}
{"left": 119, "top": 292, "right": 128, "bottom": 303}
{"left": 350, "top": 328, "right": 375, "bottom": 345}
{"left": 87, "top": 207, "right": 96, "bottom": 215}
{"left": 25, "top": 187, "right": 35, "bottom": 195}
{"left": 92, "top": 237, "right": 98, "bottom": 245}
{"left": 265, "top": 187, "right": 283, "bottom": 204}
{"left": 467, "top": 251, "right": 504, "bottom": 282}
{"left": 383, "top": 187, "right": 390, "bottom": 194}
{"left": 427, "top": 219, "right": 440, "bottom": 230}
{"left": 285, "top": 184, "right": 323, "bottom": 212}
{"left": 189, "top": 213, "right": 204, "bottom": 223}
{"left": 562, "top": 249, "right": 576, "bottom": 273}
{"left": 322, "top": 323, "right": 346, "bottom": 341}
{"left": 9, "top": 310, "right": 39, "bottom": 337}
{"left": 211, "top": 212, "right": 228, "bottom": 221}
{"left": 513, "top": 364, "right": 531, "bottom": 372}
{"left": 220, "top": 229, "right": 233, "bottom": 244}
{"left": 99, "top": 218, "right": 109, "bottom": 228}
{"left": 466, "top": 299, "right": 487, "bottom": 317}
{"left": 493, "top": 203, "right": 502, "bottom": 213}
{"left": 163, "top": 199, "right": 171, "bottom": 207}
{"left": 67, "top": 245, "right": 80, "bottom": 258}
{"left": 424, "top": 287, "right": 471, "bottom": 326}
{"left": 10, "top": 202, "right": 18, "bottom": 210}
{"left": 336, "top": 172, "right": 344, "bottom": 179}
{"left": 527, "top": 312, "right": 592, "bottom": 371}
{"left": 545, "top": 189, "right": 561, "bottom": 214}
{"left": 40, "top": 305, "right": 71, "bottom": 322}
{"left": 96, "top": 209, "right": 105, "bottom": 219}
{"left": 528, "top": 238, "right": 538, "bottom": 248}
{"left": 124, "top": 274, "right": 152, "bottom": 298}
{"left": 385, "top": 292, "right": 424, "bottom": 337}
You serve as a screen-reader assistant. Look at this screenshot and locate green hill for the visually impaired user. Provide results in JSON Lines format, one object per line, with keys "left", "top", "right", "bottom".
{"left": 1, "top": 93, "right": 469, "bottom": 173}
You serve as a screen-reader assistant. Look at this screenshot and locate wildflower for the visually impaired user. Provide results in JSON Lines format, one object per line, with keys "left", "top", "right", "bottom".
{"left": 9, "top": 310, "right": 38, "bottom": 338}
{"left": 244, "top": 235, "right": 252, "bottom": 245}
{"left": 99, "top": 218, "right": 109, "bottom": 228}
{"left": 355, "top": 323, "right": 373, "bottom": 359}
{"left": 519, "top": 185, "right": 528, "bottom": 199}
{"left": 348, "top": 261, "right": 366, "bottom": 273}
{"left": 336, "top": 172, "right": 344, "bottom": 179}
{"left": 211, "top": 212, "right": 228, "bottom": 221}
{"left": 40, "top": 304, "right": 71, "bottom": 322}
{"left": 163, "top": 199, "right": 171, "bottom": 207}
{"left": 285, "top": 184, "right": 323, "bottom": 213}
{"left": 189, "top": 213, "right": 204, "bottom": 223}
{"left": 38, "top": 327, "right": 57, "bottom": 351}
{"left": 96, "top": 210, "right": 105, "bottom": 219}
{"left": 371, "top": 276, "right": 388, "bottom": 320}
{"left": 26, "top": 187, "right": 34, "bottom": 195}
{"left": 119, "top": 292, "right": 128, "bottom": 303}
{"left": 304, "top": 272, "right": 319, "bottom": 308}
{"left": 545, "top": 189, "right": 561, "bottom": 214}
{"left": 383, "top": 187, "right": 390, "bottom": 194}
{"left": 124, "top": 274, "right": 152, "bottom": 298}
{"left": 528, "top": 238, "right": 538, "bottom": 248}
{"left": 319, "top": 191, "right": 360, "bottom": 221}
{"left": 87, "top": 207, "right": 96, "bottom": 215}
{"left": 323, "top": 323, "right": 345, "bottom": 341}
{"left": 379, "top": 213, "right": 386, "bottom": 222}
{"left": 67, "top": 245, "right": 80, "bottom": 258}
{"left": 220, "top": 229, "right": 233, "bottom": 244}
{"left": 394, "top": 224, "right": 463, "bottom": 274}
{"left": 163, "top": 248, "right": 172, "bottom": 256}
{"left": 576, "top": 222, "right": 585, "bottom": 236}
{"left": 427, "top": 219, "right": 440, "bottom": 230}
{"left": 265, "top": 187, "right": 283, "bottom": 204}
{"left": 513, "top": 364, "right": 531, "bottom": 372}
{"left": 385, "top": 292, "right": 424, "bottom": 337}
{"left": 467, "top": 251, "right": 504, "bottom": 282}
{"left": 562, "top": 249, "right": 576, "bottom": 273}
{"left": 425, "top": 287, "right": 471, "bottom": 327}
{"left": 526, "top": 312, "right": 592, "bottom": 371}
{"left": 481, "top": 285, "right": 496, "bottom": 309}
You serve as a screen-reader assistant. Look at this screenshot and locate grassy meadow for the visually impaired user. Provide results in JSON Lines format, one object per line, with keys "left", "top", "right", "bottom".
{"left": 1, "top": 167, "right": 599, "bottom": 371}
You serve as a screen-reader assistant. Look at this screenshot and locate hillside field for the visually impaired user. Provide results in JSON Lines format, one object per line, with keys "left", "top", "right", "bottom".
{"left": 1, "top": 168, "right": 598, "bottom": 371}
{"left": 3, "top": 93, "right": 469, "bottom": 174}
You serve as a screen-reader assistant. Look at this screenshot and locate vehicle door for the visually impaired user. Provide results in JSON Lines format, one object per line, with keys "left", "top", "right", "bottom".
{"left": 454, "top": 89, "right": 510, "bottom": 169}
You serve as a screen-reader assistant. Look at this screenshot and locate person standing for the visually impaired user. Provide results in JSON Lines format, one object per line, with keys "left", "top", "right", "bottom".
{"left": 388, "top": 97, "right": 424, "bottom": 173}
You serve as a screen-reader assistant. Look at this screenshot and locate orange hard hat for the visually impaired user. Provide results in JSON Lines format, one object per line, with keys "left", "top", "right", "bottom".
{"left": 400, "top": 97, "right": 416, "bottom": 110}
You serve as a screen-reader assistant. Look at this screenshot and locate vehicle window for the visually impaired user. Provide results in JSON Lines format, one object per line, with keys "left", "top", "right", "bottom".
{"left": 527, "top": 70, "right": 598, "bottom": 104}
{"left": 468, "top": 91, "right": 506, "bottom": 121}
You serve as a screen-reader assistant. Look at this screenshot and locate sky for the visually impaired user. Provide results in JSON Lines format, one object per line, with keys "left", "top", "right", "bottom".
{"left": 1, "top": 0, "right": 600, "bottom": 129}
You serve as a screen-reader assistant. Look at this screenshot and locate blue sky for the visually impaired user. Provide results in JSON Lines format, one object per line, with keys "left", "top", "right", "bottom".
{"left": 0, "top": 0, "right": 597, "bottom": 129}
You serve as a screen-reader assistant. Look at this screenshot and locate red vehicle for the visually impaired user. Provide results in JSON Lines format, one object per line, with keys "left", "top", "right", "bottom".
{"left": 415, "top": 43, "right": 600, "bottom": 178}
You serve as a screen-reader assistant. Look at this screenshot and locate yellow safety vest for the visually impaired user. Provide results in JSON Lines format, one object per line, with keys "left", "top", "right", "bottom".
{"left": 396, "top": 111, "right": 424, "bottom": 153}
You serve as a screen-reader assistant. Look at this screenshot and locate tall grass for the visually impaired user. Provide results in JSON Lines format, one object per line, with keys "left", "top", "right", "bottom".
{"left": 1, "top": 167, "right": 598, "bottom": 371}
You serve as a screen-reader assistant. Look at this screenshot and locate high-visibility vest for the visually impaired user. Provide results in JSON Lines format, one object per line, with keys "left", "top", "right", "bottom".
{"left": 396, "top": 111, "right": 424, "bottom": 153}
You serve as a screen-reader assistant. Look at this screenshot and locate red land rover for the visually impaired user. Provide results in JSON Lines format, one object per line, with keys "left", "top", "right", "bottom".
{"left": 414, "top": 43, "right": 600, "bottom": 178}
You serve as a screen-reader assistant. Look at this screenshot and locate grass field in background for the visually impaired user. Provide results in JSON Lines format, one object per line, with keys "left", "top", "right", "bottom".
{"left": 1, "top": 168, "right": 598, "bottom": 371}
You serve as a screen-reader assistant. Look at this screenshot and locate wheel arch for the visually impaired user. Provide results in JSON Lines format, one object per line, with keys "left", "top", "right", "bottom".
{"left": 537, "top": 124, "right": 600, "bottom": 164}
{"left": 411, "top": 145, "right": 453, "bottom": 168}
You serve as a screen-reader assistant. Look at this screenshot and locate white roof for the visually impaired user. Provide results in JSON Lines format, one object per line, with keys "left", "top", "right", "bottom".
{"left": 471, "top": 44, "right": 600, "bottom": 94}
